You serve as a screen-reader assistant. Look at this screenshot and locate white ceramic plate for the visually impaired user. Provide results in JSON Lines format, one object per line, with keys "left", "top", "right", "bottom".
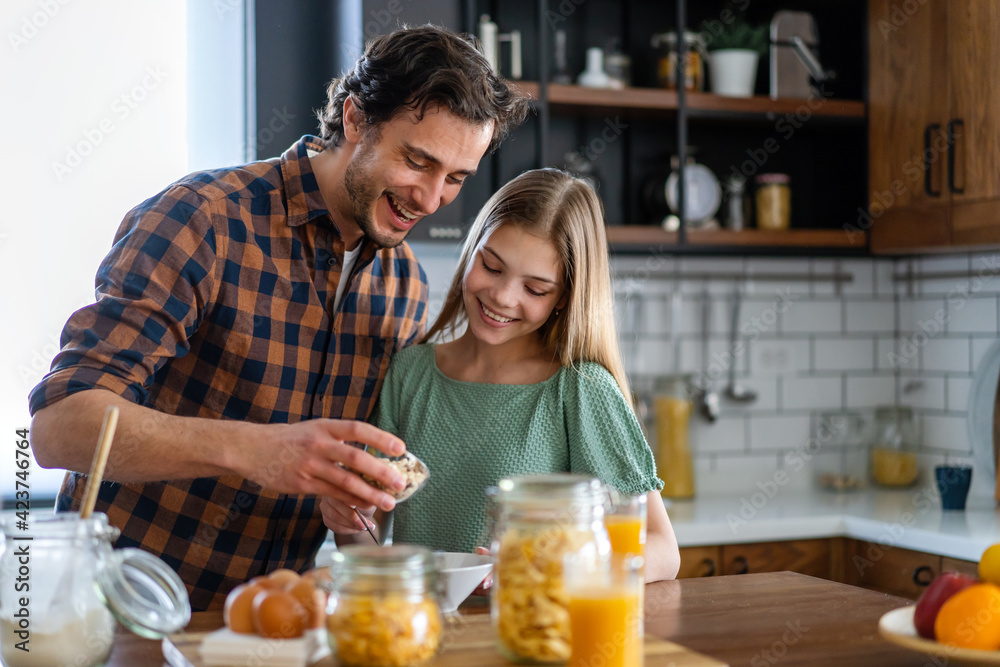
{"left": 879, "top": 605, "right": 1000, "bottom": 665}
{"left": 968, "top": 339, "right": 1000, "bottom": 482}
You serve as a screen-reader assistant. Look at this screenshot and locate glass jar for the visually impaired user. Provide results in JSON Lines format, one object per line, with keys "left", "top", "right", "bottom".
{"left": 755, "top": 173, "right": 791, "bottom": 231}
{"left": 326, "top": 545, "right": 443, "bottom": 667}
{"left": 0, "top": 513, "right": 191, "bottom": 667}
{"left": 651, "top": 31, "right": 706, "bottom": 91}
{"left": 491, "top": 474, "right": 611, "bottom": 664}
{"left": 654, "top": 375, "right": 695, "bottom": 499}
{"left": 813, "top": 413, "right": 867, "bottom": 492}
{"left": 870, "top": 406, "right": 921, "bottom": 487}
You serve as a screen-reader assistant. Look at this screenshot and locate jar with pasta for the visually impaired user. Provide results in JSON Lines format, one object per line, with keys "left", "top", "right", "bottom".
{"left": 326, "top": 545, "right": 443, "bottom": 667}
{"left": 491, "top": 474, "right": 611, "bottom": 664}
{"left": 869, "top": 406, "right": 920, "bottom": 488}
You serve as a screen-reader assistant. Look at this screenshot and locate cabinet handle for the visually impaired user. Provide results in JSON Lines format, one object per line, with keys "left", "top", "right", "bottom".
{"left": 732, "top": 556, "right": 749, "bottom": 575}
{"left": 912, "top": 565, "right": 934, "bottom": 587}
{"left": 700, "top": 558, "right": 716, "bottom": 577}
{"left": 947, "top": 119, "right": 965, "bottom": 194}
{"left": 924, "top": 123, "right": 942, "bottom": 197}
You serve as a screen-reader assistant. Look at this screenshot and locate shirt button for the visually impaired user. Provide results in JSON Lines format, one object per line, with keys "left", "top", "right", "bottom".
{"left": 327, "top": 257, "right": 337, "bottom": 267}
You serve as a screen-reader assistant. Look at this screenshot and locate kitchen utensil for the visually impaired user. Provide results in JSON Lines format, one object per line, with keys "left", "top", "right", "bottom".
{"left": 80, "top": 405, "right": 119, "bottom": 518}
{"left": 695, "top": 288, "right": 720, "bottom": 422}
{"left": 724, "top": 285, "right": 757, "bottom": 403}
{"left": 478, "top": 15, "right": 522, "bottom": 79}
{"left": 879, "top": 606, "right": 1000, "bottom": 665}
{"left": 353, "top": 507, "right": 379, "bottom": 544}
{"left": 967, "top": 338, "right": 1000, "bottom": 498}
{"left": 769, "top": 10, "right": 834, "bottom": 99}
{"left": 666, "top": 158, "right": 722, "bottom": 229}
{"left": 552, "top": 30, "right": 572, "bottom": 84}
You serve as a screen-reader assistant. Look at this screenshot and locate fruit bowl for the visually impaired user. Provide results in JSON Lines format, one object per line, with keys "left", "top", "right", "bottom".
{"left": 879, "top": 606, "right": 1000, "bottom": 665}
{"left": 434, "top": 552, "right": 494, "bottom": 613}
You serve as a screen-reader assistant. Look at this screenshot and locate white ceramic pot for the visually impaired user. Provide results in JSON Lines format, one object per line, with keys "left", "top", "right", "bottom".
{"left": 708, "top": 49, "right": 759, "bottom": 97}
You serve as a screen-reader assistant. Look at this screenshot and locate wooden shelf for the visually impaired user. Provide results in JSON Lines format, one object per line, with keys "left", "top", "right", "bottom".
{"left": 605, "top": 226, "right": 868, "bottom": 253}
{"left": 513, "top": 82, "right": 866, "bottom": 120}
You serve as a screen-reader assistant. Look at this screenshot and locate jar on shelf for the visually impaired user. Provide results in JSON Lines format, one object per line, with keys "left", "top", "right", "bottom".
{"left": 813, "top": 413, "right": 867, "bottom": 492}
{"left": 651, "top": 31, "right": 706, "bottom": 91}
{"left": 491, "top": 474, "right": 610, "bottom": 664}
{"left": 870, "top": 406, "right": 921, "bottom": 488}
{"left": 0, "top": 513, "right": 190, "bottom": 667}
{"left": 653, "top": 375, "right": 695, "bottom": 499}
{"left": 326, "top": 545, "right": 443, "bottom": 667}
{"left": 754, "top": 173, "right": 791, "bottom": 231}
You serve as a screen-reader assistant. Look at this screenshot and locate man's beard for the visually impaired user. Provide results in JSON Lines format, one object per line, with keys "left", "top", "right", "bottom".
{"left": 343, "top": 142, "right": 405, "bottom": 249}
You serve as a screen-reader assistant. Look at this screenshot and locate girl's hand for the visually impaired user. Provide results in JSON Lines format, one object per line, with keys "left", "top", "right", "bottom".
{"left": 320, "top": 495, "right": 376, "bottom": 535}
{"left": 471, "top": 546, "right": 493, "bottom": 596}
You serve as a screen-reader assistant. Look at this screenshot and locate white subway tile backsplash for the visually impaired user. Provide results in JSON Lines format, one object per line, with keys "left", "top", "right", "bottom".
{"left": 750, "top": 339, "right": 811, "bottom": 376}
{"left": 839, "top": 259, "right": 875, "bottom": 296}
{"left": 809, "top": 259, "right": 838, "bottom": 296}
{"left": 946, "top": 296, "right": 998, "bottom": 334}
{"left": 750, "top": 415, "right": 811, "bottom": 452}
{"left": 845, "top": 376, "right": 896, "bottom": 410}
{"left": 920, "top": 414, "right": 972, "bottom": 453}
{"left": 815, "top": 338, "right": 875, "bottom": 372}
{"left": 782, "top": 301, "right": 843, "bottom": 335}
{"left": 633, "top": 338, "right": 679, "bottom": 376}
{"left": 876, "top": 336, "right": 906, "bottom": 371}
{"left": 918, "top": 255, "right": 971, "bottom": 296}
{"left": 690, "top": 417, "right": 746, "bottom": 453}
{"left": 922, "top": 338, "right": 971, "bottom": 373}
{"left": 971, "top": 253, "right": 1000, "bottom": 293}
{"left": 845, "top": 300, "right": 895, "bottom": 334}
{"left": 874, "top": 260, "right": 898, "bottom": 297}
{"left": 732, "top": 375, "right": 778, "bottom": 412}
{"left": 678, "top": 257, "right": 743, "bottom": 294}
{"left": 781, "top": 376, "right": 843, "bottom": 411}
{"left": 899, "top": 376, "right": 946, "bottom": 411}
{"left": 948, "top": 377, "right": 973, "bottom": 412}
{"left": 972, "top": 337, "right": 1000, "bottom": 371}
{"left": 898, "top": 298, "right": 945, "bottom": 334}
{"left": 744, "top": 259, "right": 811, "bottom": 296}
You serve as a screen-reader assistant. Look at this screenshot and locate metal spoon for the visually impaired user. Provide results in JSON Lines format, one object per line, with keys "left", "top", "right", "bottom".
{"left": 696, "top": 287, "right": 720, "bottom": 422}
{"left": 725, "top": 285, "right": 758, "bottom": 403}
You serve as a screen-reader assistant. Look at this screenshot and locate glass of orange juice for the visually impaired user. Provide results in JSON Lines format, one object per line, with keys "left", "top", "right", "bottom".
{"left": 564, "top": 553, "right": 644, "bottom": 667}
{"left": 604, "top": 492, "right": 647, "bottom": 558}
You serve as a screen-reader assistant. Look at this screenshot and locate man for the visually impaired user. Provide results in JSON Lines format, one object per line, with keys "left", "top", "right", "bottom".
{"left": 28, "top": 25, "right": 528, "bottom": 611}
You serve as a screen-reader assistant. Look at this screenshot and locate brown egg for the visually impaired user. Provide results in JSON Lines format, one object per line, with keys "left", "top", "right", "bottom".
{"left": 223, "top": 583, "right": 264, "bottom": 634}
{"left": 252, "top": 589, "right": 309, "bottom": 639}
{"left": 267, "top": 568, "right": 302, "bottom": 589}
{"left": 286, "top": 578, "right": 327, "bottom": 630}
{"left": 249, "top": 575, "right": 281, "bottom": 589}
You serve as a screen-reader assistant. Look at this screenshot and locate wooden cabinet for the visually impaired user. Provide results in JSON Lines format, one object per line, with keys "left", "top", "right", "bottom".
{"left": 869, "top": 0, "right": 1000, "bottom": 253}
{"left": 842, "top": 539, "right": 943, "bottom": 600}
{"left": 678, "top": 539, "right": 831, "bottom": 580}
{"left": 942, "top": 556, "right": 980, "bottom": 579}
{"left": 677, "top": 546, "right": 720, "bottom": 579}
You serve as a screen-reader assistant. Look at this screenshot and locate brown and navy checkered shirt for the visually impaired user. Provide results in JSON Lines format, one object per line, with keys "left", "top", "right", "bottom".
{"left": 29, "top": 136, "right": 428, "bottom": 611}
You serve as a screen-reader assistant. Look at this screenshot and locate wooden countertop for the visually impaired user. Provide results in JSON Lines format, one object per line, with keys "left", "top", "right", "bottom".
{"left": 107, "top": 572, "right": 919, "bottom": 666}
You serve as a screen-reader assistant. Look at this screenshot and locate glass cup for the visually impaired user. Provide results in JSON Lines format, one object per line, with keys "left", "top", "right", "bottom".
{"left": 604, "top": 492, "right": 647, "bottom": 558}
{"left": 564, "top": 553, "right": 644, "bottom": 667}
{"left": 935, "top": 465, "right": 973, "bottom": 510}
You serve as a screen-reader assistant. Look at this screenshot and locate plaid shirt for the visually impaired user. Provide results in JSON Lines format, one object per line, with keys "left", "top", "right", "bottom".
{"left": 29, "top": 136, "right": 428, "bottom": 611}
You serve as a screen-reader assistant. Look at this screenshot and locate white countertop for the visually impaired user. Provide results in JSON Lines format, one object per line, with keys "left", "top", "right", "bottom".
{"left": 666, "top": 486, "right": 1000, "bottom": 562}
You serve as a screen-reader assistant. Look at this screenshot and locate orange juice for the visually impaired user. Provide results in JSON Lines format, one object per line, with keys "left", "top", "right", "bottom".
{"left": 568, "top": 587, "right": 641, "bottom": 667}
{"left": 605, "top": 515, "right": 644, "bottom": 557}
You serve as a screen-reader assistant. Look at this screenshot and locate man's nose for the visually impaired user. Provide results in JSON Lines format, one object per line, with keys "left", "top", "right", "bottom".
{"left": 411, "top": 174, "right": 448, "bottom": 215}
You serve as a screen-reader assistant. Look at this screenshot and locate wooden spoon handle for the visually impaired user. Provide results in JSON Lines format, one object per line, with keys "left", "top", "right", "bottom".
{"left": 80, "top": 405, "right": 119, "bottom": 519}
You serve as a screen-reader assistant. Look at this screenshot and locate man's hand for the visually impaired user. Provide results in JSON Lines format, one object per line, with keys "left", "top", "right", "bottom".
{"left": 233, "top": 419, "right": 408, "bottom": 513}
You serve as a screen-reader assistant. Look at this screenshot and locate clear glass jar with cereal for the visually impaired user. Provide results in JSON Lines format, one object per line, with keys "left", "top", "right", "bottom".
{"left": 325, "top": 545, "right": 443, "bottom": 667}
{"left": 490, "top": 474, "right": 611, "bottom": 665}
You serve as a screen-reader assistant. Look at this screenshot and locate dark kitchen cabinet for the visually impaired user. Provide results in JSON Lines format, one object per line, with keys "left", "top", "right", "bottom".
{"left": 868, "top": 0, "right": 1000, "bottom": 254}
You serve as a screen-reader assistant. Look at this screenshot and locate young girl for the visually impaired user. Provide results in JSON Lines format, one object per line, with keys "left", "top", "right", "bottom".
{"left": 325, "top": 168, "right": 680, "bottom": 581}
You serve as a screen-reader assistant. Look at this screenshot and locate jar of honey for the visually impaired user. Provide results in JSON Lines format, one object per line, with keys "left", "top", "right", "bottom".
{"left": 491, "top": 474, "right": 610, "bottom": 664}
{"left": 654, "top": 375, "right": 695, "bottom": 499}
{"left": 326, "top": 545, "right": 443, "bottom": 667}
{"left": 755, "top": 173, "right": 791, "bottom": 231}
{"left": 869, "top": 406, "right": 920, "bottom": 488}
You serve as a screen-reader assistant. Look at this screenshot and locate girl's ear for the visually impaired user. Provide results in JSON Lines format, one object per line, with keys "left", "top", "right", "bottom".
{"left": 555, "top": 292, "right": 569, "bottom": 311}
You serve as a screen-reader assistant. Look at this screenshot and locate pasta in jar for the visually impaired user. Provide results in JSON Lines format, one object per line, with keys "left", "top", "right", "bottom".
{"left": 327, "top": 593, "right": 441, "bottom": 667}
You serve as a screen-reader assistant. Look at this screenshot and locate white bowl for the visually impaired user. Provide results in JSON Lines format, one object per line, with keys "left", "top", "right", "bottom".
{"left": 434, "top": 552, "right": 494, "bottom": 613}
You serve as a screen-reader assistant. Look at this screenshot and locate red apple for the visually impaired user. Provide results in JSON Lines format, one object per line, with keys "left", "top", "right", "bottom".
{"left": 914, "top": 571, "right": 978, "bottom": 639}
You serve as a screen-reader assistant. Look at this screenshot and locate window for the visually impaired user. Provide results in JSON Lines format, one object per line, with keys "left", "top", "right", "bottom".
{"left": 2, "top": 0, "right": 249, "bottom": 501}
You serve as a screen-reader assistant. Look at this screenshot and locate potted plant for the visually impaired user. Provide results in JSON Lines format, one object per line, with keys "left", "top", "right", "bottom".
{"left": 706, "top": 17, "right": 767, "bottom": 97}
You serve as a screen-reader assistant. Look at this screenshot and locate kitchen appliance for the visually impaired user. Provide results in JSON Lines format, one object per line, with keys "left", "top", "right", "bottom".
{"left": 769, "top": 10, "right": 835, "bottom": 99}
{"left": 658, "top": 155, "right": 722, "bottom": 230}
{"left": 478, "top": 15, "right": 522, "bottom": 79}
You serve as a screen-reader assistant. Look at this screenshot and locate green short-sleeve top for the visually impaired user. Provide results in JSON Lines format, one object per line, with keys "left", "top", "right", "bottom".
{"left": 376, "top": 344, "right": 663, "bottom": 553}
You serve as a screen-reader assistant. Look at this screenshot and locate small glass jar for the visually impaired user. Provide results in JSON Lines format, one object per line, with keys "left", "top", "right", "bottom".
{"left": 0, "top": 513, "right": 190, "bottom": 667}
{"left": 653, "top": 375, "right": 695, "bottom": 499}
{"left": 651, "top": 31, "right": 706, "bottom": 91}
{"left": 870, "top": 406, "right": 921, "bottom": 488}
{"left": 491, "top": 474, "right": 611, "bottom": 664}
{"left": 813, "top": 413, "right": 867, "bottom": 492}
{"left": 326, "top": 545, "right": 443, "bottom": 667}
{"left": 755, "top": 173, "right": 791, "bottom": 231}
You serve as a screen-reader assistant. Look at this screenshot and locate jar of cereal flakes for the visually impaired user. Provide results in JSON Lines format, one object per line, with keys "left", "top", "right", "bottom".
{"left": 491, "top": 474, "right": 611, "bottom": 664}
{"left": 326, "top": 545, "right": 443, "bottom": 667}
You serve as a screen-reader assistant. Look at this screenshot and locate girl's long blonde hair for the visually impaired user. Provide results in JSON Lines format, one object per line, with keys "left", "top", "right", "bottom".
{"left": 422, "top": 168, "right": 634, "bottom": 411}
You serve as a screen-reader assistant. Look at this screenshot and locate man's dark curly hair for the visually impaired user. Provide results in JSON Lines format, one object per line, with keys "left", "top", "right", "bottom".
{"left": 317, "top": 25, "right": 529, "bottom": 152}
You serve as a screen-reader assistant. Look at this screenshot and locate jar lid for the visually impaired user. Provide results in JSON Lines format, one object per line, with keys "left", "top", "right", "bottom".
{"left": 330, "top": 545, "right": 437, "bottom": 593}
{"left": 755, "top": 173, "right": 790, "bottom": 185}
{"left": 652, "top": 31, "right": 706, "bottom": 48}
{"left": 497, "top": 473, "right": 605, "bottom": 509}
{"left": 95, "top": 547, "right": 192, "bottom": 639}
